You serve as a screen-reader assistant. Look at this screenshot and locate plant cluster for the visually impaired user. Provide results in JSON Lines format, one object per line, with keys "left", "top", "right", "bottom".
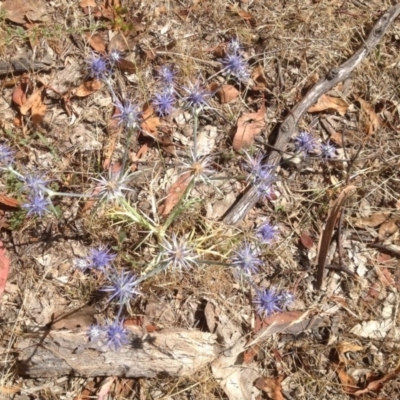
{"left": 0, "top": 39, "right": 342, "bottom": 350}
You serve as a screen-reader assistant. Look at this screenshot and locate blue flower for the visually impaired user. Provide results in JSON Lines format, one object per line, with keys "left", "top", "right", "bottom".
{"left": 231, "top": 242, "right": 262, "bottom": 275}
{"left": 320, "top": 141, "right": 336, "bottom": 159}
{"left": 183, "top": 83, "right": 210, "bottom": 111}
{"left": 86, "top": 53, "right": 108, "bottom": 80}
{"left": 227, "top": 38, "right": 242, "bottom": 54}
{"left": 109, "top": 50, "right": 121, "bottom": 64}
{"left": 221, "top": 53, "right": 249, "bottom": 80}
{"left": 243, "top": 152, "right": 275, "bottom": 197}
{"left": 101, "top": 268, "right": 140, "bottom": 305}
{"left": 159, "top": 234, "right": 198, "bottom": 272}
{"left": 257, "top": 222, "right": 278, "bottom": 244}
{"left": 22, "top": 194, "right": 51, "bottom": 217}
{"left": 114, "top": 100, "right": 142, "bottom": 129}
{"left": 294, "top": 131, "right": 317, "bottom": 154}
{"left": 92, "top": 168, "right": 134, "bottom": 202}
{"left": 254, "top": 288, "right": 281, "bottom": 317}
{"left": 87, "top": 245, "right": 116, "bottom": 270}
{"left": 105, "top": 319, "right": 129, "bottom": 350}
{"left": 0, "top": 144, "right": 15, "bottom": 166}
{"left": 20, "top": 174, "right": 48, "bottom": 195}
{"left": 152, "top": 91, "right": 175, "bottom": 116}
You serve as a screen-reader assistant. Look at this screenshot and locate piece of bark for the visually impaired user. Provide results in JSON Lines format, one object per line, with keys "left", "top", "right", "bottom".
{"left": 222, "top": 4, "right": 400, "bottom": 225}
{"left": 16, "top": 327, "right": 218, "bottom": 378}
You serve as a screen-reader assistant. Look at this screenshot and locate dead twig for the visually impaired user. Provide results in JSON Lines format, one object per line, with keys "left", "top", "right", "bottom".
{"left": 222, "top": 4, "right": 400, "bottom": 225}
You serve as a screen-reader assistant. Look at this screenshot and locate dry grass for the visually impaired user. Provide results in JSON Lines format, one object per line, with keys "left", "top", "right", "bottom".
{"left": 1, "top": 0, "right": 400, "bottom": 398}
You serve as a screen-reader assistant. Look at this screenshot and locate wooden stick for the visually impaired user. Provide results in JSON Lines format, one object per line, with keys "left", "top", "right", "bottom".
{"left": 222, "top": 4, "right": 400, "bottom": 225}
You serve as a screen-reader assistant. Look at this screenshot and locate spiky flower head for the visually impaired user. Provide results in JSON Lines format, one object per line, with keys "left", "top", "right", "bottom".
{"left": 254, "top": 288, "right": 281, "bottom": 317}
{"left": 231, "top": 242, "right": 262, "bottom": 276}
{"left": 105, "top": 319, "right": 129, "bottom": 350}
{"left": 109, "top": 50, "right": 121, "bottom": 63}
{"left": 158, "top": 65, "right": 175, "bottom": 86}
{"left": 320, "top": 141, "right": 336, "bottom": 159}
{"left": 294, "top": 131, "right": 317, "bottom": 154}
{"left": 88, "top": 324, "right": 103, "bottom": 341}
{"left": 101, "top": 268, "right": 140, "bottom": 305}
{"left": 183, "top": 83, "right": 210, "bottom": 111}
{"left": 22, "top": 194, "right": 51, "bottom": 217}
{"left": 152, "top": 91, "right": 175, "bottom": 116}
{"left": 221, "top": 53, "right": 249, "bottom": 81}
{"left": 114, "top": 100, "right": 142, "bottom": 130}
{"left": 243, "top": 152, "right": 275, "bottom": 197}
{"left": 159, "top": 234, "right": 198, "bottom": 272}
{"left": 0, "top": 144, "right": 15, "bottom": 167}
{"left": 227, "top": 38, "right": 242, "bottom": 54}
{"left": 73, "top": 257, "right": 90, "bottom": 271}
{"left": 279, "top": 290, "right": 295, "bottom": 308}
{"left": 92, "top": 168, "right": 134, "bottom": 203}
{"left": 257, "top": 222, "right": 279, "bottom": 244}
{"left": 87, "top": 245, "right": 116, "bottom": 270}
{"left": 86, "top": 53, "right": 108, "bottom": 80}
{"left": 20, "top": 174, "right": 48, "bottom": 195}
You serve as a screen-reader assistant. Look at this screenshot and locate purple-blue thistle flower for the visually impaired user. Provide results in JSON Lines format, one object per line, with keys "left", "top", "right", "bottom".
{"left": 294, "top": 131, "right": 317, "bottom": 154}
{"left": 114, "top": 100, "right": 142, "bottom": 130}
{"left": 221, "top": 53, "right": 249, "bottom": 80}
{"left": 227, "top": 38, "right": 242, "bottom": 54}
{"left": 320, "top": 141, "right": 336, "bottom": 159}
{"left": 86, "top": 53, "right": 108, "bottom": 80}
{"left": 109, "top": 50, "right": 121, "bottom": 64}
{"left": 159, "top": 234, "right": 198, "bottom": 272}
{"left": 0, "top": 144, "right": 15, "bottom": 166}
{"left": 92, "top": 168, "right": 134, "bottom": 202}
{"left": 101, "top": 268, "right": 140, "bottom": 305}
{"left": 152, "top": 91, "right": 175, "bottom": 116}
{"left": 21, "top": 174, "right": 48, "bottom": 195}
{"left": 105, "top": 319, "right": 129, "bottom": 350}
{"left": 183, "top": 83, "right": 210, "bottom": 111}
{"left": 87, "top": 245, "right": 116, "bottom": 270}
{"left": 231, "top": 242, "right": 262, "bottom": 275}
{"left": 254, "top": 288, "right": 281, "bottom": 317}
{"left": 257, "top": 222, "right": 279, "bottom": 244}
{"left": 22, "top": 194, "right": 51, "bottom": 217}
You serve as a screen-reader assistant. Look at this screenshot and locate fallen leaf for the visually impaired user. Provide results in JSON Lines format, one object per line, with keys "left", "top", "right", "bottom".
{"left": 255, "top": 376, "right": 284, "bottom": 400}
{"left": 97, "top": 377, "right": 115, "bottom": 400}
{"left": 316, "top": 185, "right": 357, "bottom": 289}
{"left": 377, "top": 267, "right": 395, "bottom": 288}
{"left": 251, "top": 65, "right": 268, "bottom": 90}
{"left": 337, "top": 368, "right": 358, "bottom": 394}
{"left": 85, "top": 32, "right": 106, "bottom": 52}
{"left": 116, "top": 59, "right": 136, "bottom": 74}
{"left": 300, "top": 232, "right": 314, "bottom": 249}
{"left": 350, "top": 319, "right": 392, "bottom": 339}
{"left": 355, "top": 212, "right": 390, "bottom": 228}
{"left": 20, "top": 87, "right": 44, "bottom": 115}
{"left": 378, "top": 219, "right": 398, "bottom": 240}
{"left": 79, "top": 0, "right": 97, "bottom": 8}
{"left": 12, "top": 83, "right": 27, "bottom": 107}
{"left": 0, "top": 241, "right": 10, "bottom": 298}
{"left": 353, "top": 365, "right": 400, "bottom": 396}
{"left": 228, "top": 5, "right": 256, "bottom": 25}
{"left": 2, "top": 0, "right": 47, "bottom": 24}
{"left": 51, "top": 306, "right": 96, "bottom": 330}
{"left": 330, "top": 131, "right": 343, "bottom": 146}
{"left": 308, "top": 94, "right": 349, "bottom": 116}
{"left": 160, "top": 172, "right": 192, "bottom": 216}
{"left": 233, "top": 103, "right": 266, "bottom": 151}
{"left": 354, "top": 95, "right": 381, "bottom": 136}
{"left": 336, "top": 342, "right": 363, "bottom": 364}
{"left": 31, "top": 94, "right": 47, "bottom": 126}
{"left": 0, "top": 384, "right": 22, "bottom": 395}
{"left": 141, "top": 104, "right": 160, "bottom": 139}
{"left": 74, "top": 80, "right": 103, "bottom": 97}
{"left": 210, "top": 83, "right": 239, "bottom": 104}
{"left": 0, "top": 195, "right": 20, "bottom": 208}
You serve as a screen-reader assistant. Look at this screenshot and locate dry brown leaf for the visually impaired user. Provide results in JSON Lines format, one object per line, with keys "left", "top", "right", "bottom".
{"left": 12, "top": 83, "right": 26, "bottom": 107}
{"left": 308, "top": 94, "right": 349, "bottom": 116}
{"left": 337, "top": 368, "right": 359, "bottom": 394}
{"left": 0, "top": 195, "right": 20, "bottom": 208}
{"left": 2, "top": 0, "right": 47, "bottom": 24}
{"left": 255, "top": 376, "right": 284, "bottom": 400}
{"left": 160, "top": 172, "right": 192, "bottom": 216}
{"left": 210, "top": 83, "right": 239, "bottom": 104}
{"left": 0, "top": 241, "right": 10, "bottom": 298}
{"left": 79, "top": 0, "right": 97, "bottom": 7}
{"left": 116, "top": 59, "right": 136, "bottom": 74}
{"left": 252, "top": 65, "right": 268, "bottom": 90}
{"left": 300, "top": 232, "right": 314, "bottom": 249}
{"left": 74, "top": 80, "right": 102, "bottom": 97}
{"left": 354, "top": 95, "right": 381, "bottom": 136}
{"left": 316, "top": 185, "right": 357, "bottom": 288}
{"left": 233, "top": 104, "right": 266, "bottom": 151}
{"left": 353, "top": 365, "right": 400, "bottom": 396}
{"left": 336, "top": 342, "right": 363, "bottom": 363}
{"left": 0, "top": 384, "right": 22, "bottom": 395}
{"left": 330, "top": 131, "right": 343, "bottom": 146}
{"left": 97, "top": 377, "right": 115, "bottom": 400}
{"left": 85, "top": 32, "right": 106, "bottom": 52}
{"left": 31, "top": 95, "right": 46, "bottom": 126}
{"left": 378, "top": 219, "right": 398, "bottom": 240}
{"left": 141, "top": 105, "right": 160, "bottom": 139}
{"left": 51, "top": 306, "right": 96, "bottom": 330}
{"left": 20, "top": 87, "right": 44, "bottom": 115}
{"left": 355, "top": 212, "right": 390, "bottom": 228}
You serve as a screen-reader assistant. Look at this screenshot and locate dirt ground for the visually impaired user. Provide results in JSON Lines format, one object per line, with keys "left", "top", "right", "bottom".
{"left": 1, "top": 0, "right": 400, "bottom": 399}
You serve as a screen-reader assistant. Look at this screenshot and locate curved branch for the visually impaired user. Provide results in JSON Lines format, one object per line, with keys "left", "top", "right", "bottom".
{"left": 223, "top": 4, "right": 400, "bottom": 225}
